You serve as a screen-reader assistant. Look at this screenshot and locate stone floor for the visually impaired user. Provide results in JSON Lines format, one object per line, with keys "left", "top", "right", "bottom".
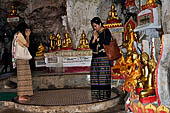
{"left": 0, "top": 88, "right": 126, "bottom": 113}
{"left": 13, "top": 89, "right": 117, "bottom": 105}
{"left": 0, "top": 104, "right": 125, "bottom": 113}
{"left": 0, "top": 72, "right": 126, "bottom": 113}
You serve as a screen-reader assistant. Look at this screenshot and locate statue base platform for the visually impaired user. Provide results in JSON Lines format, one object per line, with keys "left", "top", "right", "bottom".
{"left": 64, "top": 66, "right": 90, "bottom": 73}
{"left": 48, "top": 49, "right": 61, "bottom": 52}
{"left": 77, "top": 48, "right": 90, "bottom": 50}
{"left": 61, "top": 48, "right": 73, "bottom": 50}
{"left": 3, "top": 88, "right": 120, "bottom": 113}
{"left": 139, "top": 95, "right": 157, "bottom": 104}
{"left": 125, "top": 93, "right": 170, "bottom": 113}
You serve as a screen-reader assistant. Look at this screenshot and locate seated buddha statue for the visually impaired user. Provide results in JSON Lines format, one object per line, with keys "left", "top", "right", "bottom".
{"left": 36, "top": 42, "right": 45, "bottom": 57}
{"left": 62, "top": 32, "right": 73, "bottom": 49}
{"left": 139, "top": 58, "right": 157, "bottom": 98}
{"left": 108, "top": 3, "right": 119, "bottom": 21}
{"left": 77, "top": 31, "right": 89, "bottom": 49}
{"left": 127, "top": 52, "right": 141, "bottom": 79}
{"left": 9, "top": 5, "right": 17, "bottom": 16}
{"left": 123, "top": 52, "right": 141, "bottom": 92}
{"left": 49, "top": 34, "right": 55, "bottom": 50}
{"left": 137, "top": 52, "right": 149, "bottom": 88}
{"left": 55, "top": 32, "right": 62, "bottom": 50}
{"left": 120, "top": 50, "right": 133, "bottom": 75}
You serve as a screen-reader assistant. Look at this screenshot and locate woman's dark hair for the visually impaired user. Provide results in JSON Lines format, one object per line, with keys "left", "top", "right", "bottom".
{"left": 14, "top": 22, "right": 31, "bottom": 38}
{"left": 91, "top": 17, "right": 104, "bottom": 27}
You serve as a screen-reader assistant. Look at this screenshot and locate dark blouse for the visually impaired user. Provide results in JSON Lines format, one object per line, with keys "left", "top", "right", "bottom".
{"left": 89, "top": 28, "right": 112, "bottom": 58}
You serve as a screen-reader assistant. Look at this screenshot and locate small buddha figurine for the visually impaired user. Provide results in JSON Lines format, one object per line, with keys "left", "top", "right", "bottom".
{"left": 49, "top": 34, "right": 55, "bottom": 50}
{"left": 126, "top": 24, "right": 137, "bottom": 52}
{"left": 55, "top": 32, "right": 62, "bottom": 50}
{"left": 62, "top": 32, "right": 73, "bottom": 49}
{"left": 139, "top": 58, "right": 157, "bottom": 98}
{"left": 108, "top": 3, "right": 119, "bottom": 21}
{"left": 9, "top": 5, "right": 17, "bottom": 16}
{"left": 77, "top": 31, "right": 89, "bottom": 49}
{"left": 36, "top": 42, "right": 45, "bottom": 57}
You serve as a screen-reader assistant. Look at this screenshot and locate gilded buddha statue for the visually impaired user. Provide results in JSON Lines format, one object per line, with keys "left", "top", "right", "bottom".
{"left": 137, "top": 52, "right": 149, "bottom": 88}
{"left": 123, "top": 52, "right": 141, "bottom": 92}
{"left": 55, "top": 32, "right": 62, "bottom": 50}
{"left": 120, "top": 50, "right": 133, "bottom": 75}
{"left": 126, "top": 24, "right": 137, "bottom": 52}
{"left": 77, "top": 31, "right": 89, "bottom": 49}
{"left": 62, "top": 32, "right": 73, "bottom": 49}
{"left": 128, "top": 52, "right": 141, "bottom": 79}
{"left": 107, "top": 3, "right": 119, "bottom": 21}
{"left": 139, "top": 58, "right": 157, "bottom": 98}
{"left": 49, "top": 34, "right": 55, "bottom": 50}
{"left": 36, "top": 42, "right": 45, "bottom": 57}
{"left": 9, "top": 5, "right": 17, "bottom": 16}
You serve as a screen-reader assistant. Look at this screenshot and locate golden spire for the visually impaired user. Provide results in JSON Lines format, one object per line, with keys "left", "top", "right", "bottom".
{"left": 81, "top": 30, "right": 86, "bottom": 38}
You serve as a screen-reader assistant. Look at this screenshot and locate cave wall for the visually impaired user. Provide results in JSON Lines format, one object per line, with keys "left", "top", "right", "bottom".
{"left": 0, "top": 0, "right": 123, "bottom": 49}
{"left": 66, "top": 0, "right": 113, "bottom": 48}
{"left": 0, "top": 0, "right": 66, "bottom": 50}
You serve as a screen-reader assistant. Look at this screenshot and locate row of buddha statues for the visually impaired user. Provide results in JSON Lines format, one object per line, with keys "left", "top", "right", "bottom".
{"left": 36, "top": 31, "right": 90, "bottom": 57}
{"left": 111, "top": 21, "right": 157, "bottom": 101}
{"left": 112, "top": 50, "right": 157, "bottom": 99}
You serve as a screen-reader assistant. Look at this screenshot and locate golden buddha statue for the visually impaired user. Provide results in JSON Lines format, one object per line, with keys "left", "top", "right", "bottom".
{"left": 120, "top": 50, "right": 133, "bottom": 75}
{"left": 77, "top": 31, "right": 89, "bottom": 49}
{"left": 108, "top": 3, "right": 119, "bottom": 21}
{"left": 55, "top": 32, "right": 62, "bottom": 50}
{"left": 126, "top": 24, "right": 137, "bottom": 52}
{"left": 139, "top": 58, "right": 157, "bottom": 98}
{"left": 123, "top": 52, "right": 141, "bottom": 92}
{"left": 36, "top": 42, "right": 45, "bottom": 57}
{"left": 128, "top": 52, "right": 141, "bottom": 79}
{"left": 49, "top": 34, "right": 55, "bottom": 50}
{"left": 146, "top": 0, "right": 156, "bottom": 5}
{"left": 62, "top": 32, "right": 73, "bottom": 48}
{"left": 9, "top": 5, "right": 17, "bottom": 16}
{"left": 137, "top": 52, "right": 149, "bottom": 88}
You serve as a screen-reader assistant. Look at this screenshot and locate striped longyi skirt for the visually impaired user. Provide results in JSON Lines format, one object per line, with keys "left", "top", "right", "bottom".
{"left": 16, "top": 59, "right": 33, "bottom": 96}
{"left": 90, "top": 57, "right": 111, "bottom": 100}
